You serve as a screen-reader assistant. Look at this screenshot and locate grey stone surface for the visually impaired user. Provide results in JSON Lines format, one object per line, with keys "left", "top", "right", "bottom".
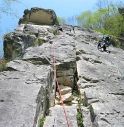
{"left": 1, "top": 21, "right": 124, "bottom": 127}
{"left": 76, "top": 34, "right": 124, "bottom": 127}
{"left": 4, "top": 31, "right": 36, "bottom": 60}
{"left": 60, "top": 86, "right": 72, "bottom": 95}
{"left": 0, "top": 60, "right": 54, "bottom": 127}
{"left": 81, "top": 106, "right": 95, "bottom": 127}
{"left": 3, "top": 24, "right": 57, "bottom": 60}
{"left": 43, "top": 105, "right": 78, "bottom": 127}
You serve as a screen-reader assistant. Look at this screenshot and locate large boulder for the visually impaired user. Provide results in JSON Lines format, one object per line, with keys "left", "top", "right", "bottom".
{"left": 19, "top": 7, "right": 59, "bottom": 25}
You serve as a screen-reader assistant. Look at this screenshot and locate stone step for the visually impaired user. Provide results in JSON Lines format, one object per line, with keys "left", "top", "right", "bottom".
{"left": 43, "top": 105, "right": 78, "bottom": 127}
{"left": 56, "top": 92, "right": 73, "bottom": 103}
{"left": 60, "top": 86, "right": 72, "bottom": 95}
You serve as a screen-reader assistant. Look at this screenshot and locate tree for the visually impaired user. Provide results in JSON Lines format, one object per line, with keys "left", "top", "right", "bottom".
{"left": 77, "top": 0, "right": 124, "bottom": 36}
{"left": 57, "top": 17, "right": 66, "bottom": 25}
{"left": 77, "top": 11, "right": 93, "bottom": 28}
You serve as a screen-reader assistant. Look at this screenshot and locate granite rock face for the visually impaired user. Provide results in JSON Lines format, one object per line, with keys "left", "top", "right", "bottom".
{"left": 0, "top": 60, "right": 54, "bottom": 127}
{"left": 1, "top": 18, "right": 124, "bottom": 127}
{"left": 4, "top": 31, "right": 36, "bottom": 60}
{"left": 4, "top": 24, "right": 57, "bottom": 60}
{"left": 75, "top": 30, "right": 124, "bottom": 127}
{"left": 19, "top": 7, "right": 58, "bottom": 25}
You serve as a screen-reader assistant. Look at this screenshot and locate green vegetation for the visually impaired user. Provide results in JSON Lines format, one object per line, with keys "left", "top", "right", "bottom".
{"left": 76, "top": 93, "right": 84, "bottom": 127}
{"left": 34, "top": 38, "right": 46, "bottom": 46}
{"left": 52, "top": 29, "right": 59, "bottom": 35}
{"left": 72, "top": 83, "right": 84, "bottom": 127}
{"left": 77, "top": 108, "right": 84, "bottom": 127}
{"left": 57, "top": 16, "right": 66, "bottom": 25}
{"left": 38, "top": 116, "right": 45, "bottom": 127}
{"left": 77, "top": 0, "right": 124, "bottom": 37}
{"left": 0, "top": 59, "right": 7, "bottom": 72}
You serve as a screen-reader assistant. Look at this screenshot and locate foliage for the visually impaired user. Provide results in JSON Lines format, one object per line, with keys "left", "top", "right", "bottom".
{"left": 77, "top": 0, "right": 124, "bottom": 37}
{"left": 0, "top": 59, "right": 7, "bottom": 72}
{"left": 57, "top": 16, "right": 66, "bottom": 25}
{"left": 77, "top": 109, "right": 84, "bottom": 127}
{"left": 52, "top": 29, "right": 59, "bottom": 35}
{"left": 76, "top": 93, "right": 84, "bottom": 127}
{"left": 34, "top": 38, "right": 46, "bottom": 46}
{"left": 77, "top": 11, "right": 93, "bottom": 28}
{"left": 73, "top": 85, "right": 84, "bottom": 127}
{"left": 38, "top": 116, "right": 45, "bottom": 127}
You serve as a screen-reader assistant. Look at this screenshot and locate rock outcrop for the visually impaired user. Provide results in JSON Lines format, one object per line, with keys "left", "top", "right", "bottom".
{"left": 19, "top": 7, "right": 58, "bottom": 25}
{"left": 4, "top": 24, "right": 58, "bottom": 60}
{"left": 1, "top": 8, "right": 124, "bottom": 127}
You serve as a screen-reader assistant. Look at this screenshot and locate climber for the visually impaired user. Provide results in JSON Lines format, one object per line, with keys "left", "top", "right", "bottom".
{"left": 97, "top": 35, "right": 111, "bottom": 52}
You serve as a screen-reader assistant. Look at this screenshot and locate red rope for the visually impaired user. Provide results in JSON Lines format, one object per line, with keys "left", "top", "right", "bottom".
{"left": 50, "top": 43, "right": 71, "bottom": 127}
{"left": 56, "top": 80, "right": 70, "bottom": 127}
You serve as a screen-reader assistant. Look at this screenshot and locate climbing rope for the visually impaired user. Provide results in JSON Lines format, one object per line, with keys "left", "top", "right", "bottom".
{"left": 50, "top": 42, "right": 71, "bottom": 127}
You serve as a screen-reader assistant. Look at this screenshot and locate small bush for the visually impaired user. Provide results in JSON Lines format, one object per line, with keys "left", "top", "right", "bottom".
{"left": 34, "top": 38, "right": 46, "bottom": 46}
{"left": 53, "top": 29, "right": 59, "bottom": 35}
{"left": 0, "top": 59, "right": 7, "bottom": 72}
{"left": 38, "top": 116, "right": 45, "bottom": 127}
{"left": 77, "top": 107, "right": 84, "bottom": 127}
{"left": 76, "top": 90, "right": 84, "bottom": 127}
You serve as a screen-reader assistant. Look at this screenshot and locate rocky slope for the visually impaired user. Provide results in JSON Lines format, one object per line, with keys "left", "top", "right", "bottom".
{"left": 0, "top": 8, "right": 124, "bottom": 127}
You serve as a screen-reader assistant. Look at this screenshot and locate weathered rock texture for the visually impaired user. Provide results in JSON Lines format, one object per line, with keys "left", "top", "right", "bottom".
{"left": 0, "top": 60, "right": 54, "bottom": 127}
{"left": 43, "top": 105, "right": 78, "bottom": 127}
{"left": 4, "top": 24, "right": 57, "bottom": 60}
{"left": 1, "top": 12, "right": 124, "bottom": 127}
{"left": 75, "top": 30, "right": 124, "bottom": 126}
{"left": 19, "top": 7, "right": 58, "bottom": 25}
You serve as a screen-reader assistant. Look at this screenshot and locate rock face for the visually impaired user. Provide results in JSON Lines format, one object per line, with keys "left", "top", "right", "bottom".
{"left": 1, "top": 13, "right": 124, "bottom": 127}
{"left": 75, "top": 31, "right": 124, "bottom": 126}
{"left": 4, "top": 24, "right": 57, "bottom": 60}
{"left": 4, "top": 30, "right": 36, "bottom": 60}
{"left": 19, "top": 7, "right": 58, "bottom": 25}
{"left": 0, "top": 60, "right": 54, "bottom": 127}
{"left": 43, "top": 105, "right": 78, "bottom": 127}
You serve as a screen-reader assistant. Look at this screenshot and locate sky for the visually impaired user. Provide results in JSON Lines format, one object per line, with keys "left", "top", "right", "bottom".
{"left": 0, "top": 0, "right": 121, "bottom": 58}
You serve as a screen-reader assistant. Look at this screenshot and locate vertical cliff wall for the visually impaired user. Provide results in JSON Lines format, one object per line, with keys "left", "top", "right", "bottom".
{"left": 0, "top": 8, "right": 124, "bottom": 127}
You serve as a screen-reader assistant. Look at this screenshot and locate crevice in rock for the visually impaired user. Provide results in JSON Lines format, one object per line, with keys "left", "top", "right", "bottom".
{"left": 33, "top": 69, "right": 55, "bottom": 127}
{"left": 76, "top": 49, "right": 87, "bottom": 55}
{"left": 83, "top": 56, "right": 102, "bottom": 64}
{"left": 0, "top": 99, "right": 4, "bottom": 102}
{"left": 76, "top": 59, "right": 98, "bottom": 127}
{"left": 81, "top": 84, "right": 96, "bottom": 89}
{"left": 100, "top": 118, "right": 110, "bottom": 124}
{"left": 109, "top": 92, "right": 124, "bottom": 95}
{"left": 23, "top": 57, "right": 50, "bottom": 65}
{"left": 82, "top": 76, "right": 99, "bottom": 83}
{"left": 6, "top": 67, "right": 18, "bottom": 71}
